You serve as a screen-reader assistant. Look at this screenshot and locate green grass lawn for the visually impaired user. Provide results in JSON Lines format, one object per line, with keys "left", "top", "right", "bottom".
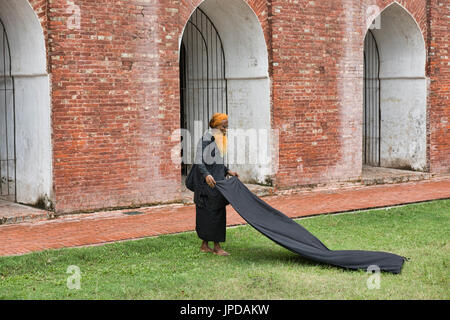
{"left": 0, "top": 199, "right": 449, "bottom": 300}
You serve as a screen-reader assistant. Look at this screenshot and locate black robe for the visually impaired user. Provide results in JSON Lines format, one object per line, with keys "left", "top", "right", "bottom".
{"left": 187, "top": 131, "right": 230, "bottom": 242}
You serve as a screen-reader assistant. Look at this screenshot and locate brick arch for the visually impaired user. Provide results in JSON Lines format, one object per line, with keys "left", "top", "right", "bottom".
{"left": 177, "top": 0, "right": 274, "bottom": 184}
{"left": 374, "top": 0, "right": 428, "bottom": 47}
{"left": 363, "top": 1, "right": 427, "bottom": 171}
{"left": 367, "top": 1, "right": 426, "bottom": 78}
{"left": 0, "top": 0, "right": 53, "bottom": 208}
{"left": 179, "top": 0, "right": 270, "bottom": 54}
{"left": 0, "top": 0, "right": 47, "bottom": 75}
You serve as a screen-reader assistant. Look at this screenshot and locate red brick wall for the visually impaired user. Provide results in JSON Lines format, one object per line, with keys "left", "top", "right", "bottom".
{"left": 32, "top": 0, "right": 447, "bottom": 213}
{"left": 428, "top": 0, "right": 450, "bottom": 174}
{"left": 48, "top": 1, "right": 181, "bottom": 213}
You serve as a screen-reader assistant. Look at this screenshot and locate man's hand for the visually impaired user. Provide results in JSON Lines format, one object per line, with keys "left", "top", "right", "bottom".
{"left": 205, "top": 175, "right": 216, "bottom": 188}
{"left": 227, "top": 170, "right": 239, "bottom": 178}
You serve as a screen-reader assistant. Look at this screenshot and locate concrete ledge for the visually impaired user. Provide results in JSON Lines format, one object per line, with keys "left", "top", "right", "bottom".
{"left": 0, "top": 199, "right": 53, "bottom": 225}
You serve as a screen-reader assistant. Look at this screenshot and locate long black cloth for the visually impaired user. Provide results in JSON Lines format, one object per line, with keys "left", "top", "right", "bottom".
{"left": 214, "top": 176, "right": 406, "bottom": 274}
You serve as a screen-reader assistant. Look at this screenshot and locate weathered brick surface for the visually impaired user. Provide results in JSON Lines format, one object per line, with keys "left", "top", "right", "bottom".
{"left": 20, "top": 0, "right": 448, "bottom": 213}
{"left": 49, "top": 1, "right": 183, "bottom": 213}
{"left": 428, "top": 0, "right": 450, "bottom": 174}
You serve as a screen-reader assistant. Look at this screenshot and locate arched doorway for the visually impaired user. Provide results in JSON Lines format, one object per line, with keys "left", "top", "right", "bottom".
{"left": 0, "top": 19, "right": 15, "bottom": 201}
{"left": 363, "top": 30, "right": 380, "bottom": 167}
{"left": 0, "top": 0, "right": 52, "bottom": 208}
{"left": 179, "top": 0, "right": 272, "bottom": 184}
{"left": 363, "top": 2, "right": 427, "bottom": 171}
{"left": 180, "top": 7, "right": 227, "bottom": 176}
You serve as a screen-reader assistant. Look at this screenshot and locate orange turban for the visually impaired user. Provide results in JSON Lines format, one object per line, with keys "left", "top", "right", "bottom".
{"left": 209, "top": 113, "right": 228, "bottom": 156}
{"left": 209, "top": 113, "right": 228, "bottom": 128}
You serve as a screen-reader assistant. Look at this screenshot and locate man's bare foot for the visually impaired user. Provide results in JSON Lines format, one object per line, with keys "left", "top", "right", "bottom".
{"left": 201, "top": 246, "right": 214, "bottom": 253}
{"left": 200, "top": 242, "right": 214, "bottom": 253}
{"left": 213, "top": 249, "right": 230, "bottom": 256}
{"left": 213, "top": 246, "right": 230, "bottom": 256}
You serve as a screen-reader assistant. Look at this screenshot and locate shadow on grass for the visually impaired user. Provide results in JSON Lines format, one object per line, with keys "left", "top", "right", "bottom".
{"left": 220, "top": 243, "right": 380, "bottom": 274}
{"left": 224, "top": 243, "right": 328, "bottom": 269}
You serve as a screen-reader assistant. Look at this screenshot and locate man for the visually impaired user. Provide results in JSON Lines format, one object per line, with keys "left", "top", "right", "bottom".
{"left": 191, "top": 113, "right": 238, "bottom": 256}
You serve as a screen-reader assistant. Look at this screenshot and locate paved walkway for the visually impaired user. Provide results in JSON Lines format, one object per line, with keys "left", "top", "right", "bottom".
{"left": 0, "top": 177, "right": 449, "bottom": 257}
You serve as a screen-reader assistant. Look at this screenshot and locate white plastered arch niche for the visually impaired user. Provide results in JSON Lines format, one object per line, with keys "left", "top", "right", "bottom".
{"left": 0, "top": 0, "right": 53, "bottom": 207}
{"left": 368, "top": 2, "right": 427, "bottom": 171}
{"left": 181, "top": 0, "right": 274, "bottom": 184}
